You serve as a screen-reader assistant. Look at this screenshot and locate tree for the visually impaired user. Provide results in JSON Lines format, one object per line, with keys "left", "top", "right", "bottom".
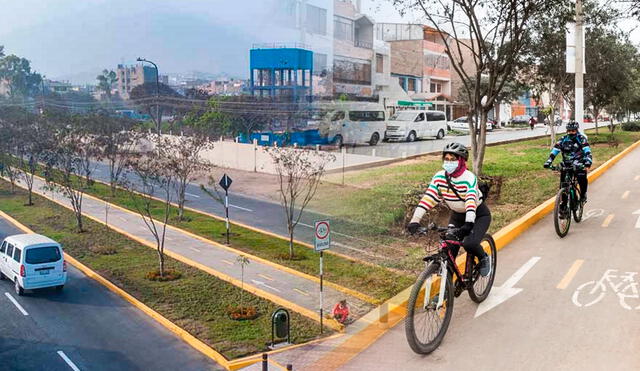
{"left": 96, "top": 69, "right": 117, "bottom": 101}
{"left": 15, "top": 111, "right": 53, "bottom": 205}
{"left": 0, "top": 106, "right": 22, "bottom": 192}
{"left": 156, "top": 133, "right": 213, "bottom": 221}
{"left": 236, "top": 255, "right": 250, "bottom": 310}
{"left": 0, "top": 54, "right": 42, "bottom": 98}
{"left": 44, "top": 114, "right": 93, "bottom": 232}
{"left": 266, "top": 147, "right": 334, "bottom": 259}
{"left": 129, "top": 82, "right": 181, "bottom": 133}
{"left": 394, "top": 0, "right": 560, "bottom": 174}
{"left": 584, "top": 29, "right": 638, "bottom": 134}
{"left": 121, "top": 140, "right": 174, "bottom": 278}
{"left": 71, "top": 115, "right": 101, "bottom": 187}
{"left": 92, "top": 114, "right": 139, "bottom": 196}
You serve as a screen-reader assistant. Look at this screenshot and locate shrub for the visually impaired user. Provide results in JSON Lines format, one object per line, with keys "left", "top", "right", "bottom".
{"left": 228, "top": 306, "right": 259, "bottom": 321}
{"left": 89, "top": 245, "right": 118, "bottom": 255}
{"left": 145, "top": 269, "right": 182, "bottom": 281}
{"left": 621, "top": 121, "right": 640, "bottom": 132}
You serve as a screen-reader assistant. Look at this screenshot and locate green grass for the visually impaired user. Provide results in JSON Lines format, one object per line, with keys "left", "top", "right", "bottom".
{"left": 313, "top": 129, "right": 640, "bottom": 235}
{"left": 0, "top": 181, "right": 328, "bottom": 360}
{"left": 63, "top": 176, "right": 413, "bottom": 302}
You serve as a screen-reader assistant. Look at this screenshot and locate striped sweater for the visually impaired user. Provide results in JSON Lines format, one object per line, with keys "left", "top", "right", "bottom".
{"left": 410, "top": 169, "right": 483, "bottom": 224}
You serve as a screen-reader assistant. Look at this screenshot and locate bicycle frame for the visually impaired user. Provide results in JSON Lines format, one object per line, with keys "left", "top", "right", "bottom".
{"left": 423, "top": 238, "right": 474, "bottom": 308}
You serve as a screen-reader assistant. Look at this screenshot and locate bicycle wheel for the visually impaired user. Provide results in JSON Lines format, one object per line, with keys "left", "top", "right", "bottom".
{"left": 405, "top": 263, "right": 454, "bottom": 355}
{"left": 572, "top": 186, "right": 584, "bottom": 223}
{"left": 554, "top": 188, "right": 571, "bottom": 238}
{"left": 468, "top": 234, "right": 497, "bottom": 303}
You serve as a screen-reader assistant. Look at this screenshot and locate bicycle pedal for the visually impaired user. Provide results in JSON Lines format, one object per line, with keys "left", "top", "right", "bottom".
{"left": 454, "top": 285, "right": 463, "bottom": 298}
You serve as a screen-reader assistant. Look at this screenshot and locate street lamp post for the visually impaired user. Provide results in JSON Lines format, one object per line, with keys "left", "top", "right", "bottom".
{"left": 137, "top": 57, "right": 161, "bottom": 134}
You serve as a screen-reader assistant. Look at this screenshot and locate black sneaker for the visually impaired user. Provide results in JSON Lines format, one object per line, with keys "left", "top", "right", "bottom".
{"left": 581, "top": 195, "right": 587, "bottom": 205}
{"left": 479, "top": 255, "right": 491, "bottom": 277}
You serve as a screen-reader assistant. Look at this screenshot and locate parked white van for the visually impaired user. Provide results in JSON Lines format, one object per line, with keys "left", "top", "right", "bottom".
{"left": 311, "top": 102, "right": 387, "bottom": 146}
{"left": 386, "top": 110, "right": 448, "bottom": 142}
{"left": 0, "top": 234, "right": 67, "bottom": 296}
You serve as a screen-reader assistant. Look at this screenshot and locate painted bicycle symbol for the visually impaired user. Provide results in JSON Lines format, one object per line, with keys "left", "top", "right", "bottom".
{"left": 572, "top": 269, "right": 640, "bottom": 310}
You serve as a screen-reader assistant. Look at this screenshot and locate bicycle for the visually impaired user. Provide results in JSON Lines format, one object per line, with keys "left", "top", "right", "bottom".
{"left": 549, "top": 161, "right": 585, "bottom": 238}
{"left": 405, "top": 224, "right": 497, "bottom": 354}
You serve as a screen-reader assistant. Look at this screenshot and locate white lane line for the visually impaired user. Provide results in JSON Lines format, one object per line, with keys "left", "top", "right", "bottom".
{"left": 622, "top": 191, "right": 630, "bottom": 200}
{"left": 117, "top": 216, "right": 127, "bottom": 222}
{"left": 258, "top": 274, "right": 274, "bottom": 281}
{"left": 602, "top": 214, "right": 614, "bottom": 228}
{"left": 221, "top": 259, "right": 234, "bottom": 266}
{"left": 293, "top": 288, "right": 310, "bottom": 296}
{"left": 299, "top": 222, "right": 314, "bottom": 228}
{"left": 185, "top": 192, "right": 201, "bottom": 198}
{"left": 230, "top": 204, "right": 253, "bottom": 212}
{"left": 57, "top": 351, "right": 81, "bottom": 371}
{"left": 189, "top": 246, "right": 201, "bottom": 253}
{"left": 4, "top": 292, "right": 28, "bottom": 316}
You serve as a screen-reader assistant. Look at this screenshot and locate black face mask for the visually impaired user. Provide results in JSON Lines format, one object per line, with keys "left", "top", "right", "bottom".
{"left": 568, "top": 133, "right": 577, "bottom": 139}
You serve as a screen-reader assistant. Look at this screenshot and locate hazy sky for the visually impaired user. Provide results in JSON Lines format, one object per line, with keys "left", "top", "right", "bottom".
{"left": 1, "top": 0, "right": 637, "bottom": 84}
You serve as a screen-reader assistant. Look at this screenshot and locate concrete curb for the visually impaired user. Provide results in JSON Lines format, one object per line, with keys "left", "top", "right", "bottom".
{"left": 306, "top": 138, "right": 640, "bottom": 369}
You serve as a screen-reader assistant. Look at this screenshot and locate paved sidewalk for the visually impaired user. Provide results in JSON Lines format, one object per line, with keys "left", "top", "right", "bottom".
{"left": 9, "top": 176, "right": 373, "bottom": 324}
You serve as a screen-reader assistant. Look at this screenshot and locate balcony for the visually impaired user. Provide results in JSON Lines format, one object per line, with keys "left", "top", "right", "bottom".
{"left": 354, "top": 40, "right": 373, "bottom": 49}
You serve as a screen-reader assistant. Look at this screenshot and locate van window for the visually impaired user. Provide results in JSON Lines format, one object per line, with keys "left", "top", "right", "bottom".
{"left": 13, "top": 248, "right": 21, "bottom": 263}
{"left": 0, "top": 241, "right": 5, "bottom": 254}
{"left": 25, "top": 246, "right": 61, "bottom": 264}
{"left": 349, "top": 111, "right": 385, "bottom": 121}
{"left": 415, "top": 113, "right": 425, "bottom": 122}
{"left": 427, "top": 112, "right": 446, "bottom": 121}
{"left": 6, "top": 244, "right": 14, "bottom": 257}
{"left": 390, "top": 111, "right": 416, "bottom": 121}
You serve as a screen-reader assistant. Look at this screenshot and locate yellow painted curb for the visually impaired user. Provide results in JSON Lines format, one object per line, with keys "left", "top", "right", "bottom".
{"left": 308, "top": 138, "right": 640, "bottom": 370}
{"left": 43, "top": 174, "right": 380, "bottom": 306}
{"left": 0, "top": 209, "right": 231, "bottom": 368}
{"left": 23, "top": 185, "right": 342, "bottom": 333}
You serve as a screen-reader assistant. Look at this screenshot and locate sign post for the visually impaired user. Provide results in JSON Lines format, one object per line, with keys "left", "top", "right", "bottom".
{"left": 219, "top": 174, "right": 233, "bottom": 245}
{"left": 314, "top": 220, "right": 331, "bottom": 333}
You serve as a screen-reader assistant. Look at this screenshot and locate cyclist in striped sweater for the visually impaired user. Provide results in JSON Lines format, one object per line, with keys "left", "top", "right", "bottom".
{"left": 407, "top": 142, "right": 492, "bottom": 276}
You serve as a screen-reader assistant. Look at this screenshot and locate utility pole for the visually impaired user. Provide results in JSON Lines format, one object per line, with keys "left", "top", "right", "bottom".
{"left": 574, "top": 0, "right": 584, "bottom": 126}
{"left": 137, "top": 57, "right": 161, "bottom": 134}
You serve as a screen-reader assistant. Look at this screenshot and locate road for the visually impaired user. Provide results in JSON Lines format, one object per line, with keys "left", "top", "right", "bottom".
{"left": 345, "top": 121, "right": 605, "bottom": 158}
{"left": 340, "top": 133, "right": 640, "bottom": 370}
{"left": 0, "top": 216, "right": 220, "bottom": 371}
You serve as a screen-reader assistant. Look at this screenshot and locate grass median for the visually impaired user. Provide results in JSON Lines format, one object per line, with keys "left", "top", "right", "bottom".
{"left": 0, "top": 181, "right": 328, "bottom": 360}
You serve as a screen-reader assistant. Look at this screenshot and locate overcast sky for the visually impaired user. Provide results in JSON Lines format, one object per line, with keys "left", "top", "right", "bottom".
{"left": 0, "top": 0, "right": 637, "bottom": 84}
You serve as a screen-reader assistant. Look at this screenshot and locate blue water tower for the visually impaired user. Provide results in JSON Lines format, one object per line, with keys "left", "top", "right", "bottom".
{"left": 250, "top": 45, "right": 313, "bottom": 102}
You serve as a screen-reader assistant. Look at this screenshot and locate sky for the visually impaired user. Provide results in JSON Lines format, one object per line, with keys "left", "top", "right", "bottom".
{"left": 0, "top": 0, "right": 637, "bottom": 84}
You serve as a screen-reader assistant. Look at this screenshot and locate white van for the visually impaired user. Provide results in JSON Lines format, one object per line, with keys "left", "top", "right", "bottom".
{"left": 386, "top": 110, "right": 448, "bottom": 142}
{"left": 0, "top": 234, "right": 67, "bottom": 296}
{"left": 310, "top": 103, "right": 387, "bottom": 146}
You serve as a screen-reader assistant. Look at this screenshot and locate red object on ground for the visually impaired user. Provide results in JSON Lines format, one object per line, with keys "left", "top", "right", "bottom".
{"left": 332, "top": 302, "right": 350, "bottom": 323}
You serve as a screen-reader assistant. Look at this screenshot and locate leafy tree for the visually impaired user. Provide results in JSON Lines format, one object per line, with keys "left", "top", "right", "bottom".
{"left": 129, "top": 82, "right": 181, "bottom": 133}
{"left": 96, "top": 69, "right": 117, "bottom": 101}
{"left": 0, "top": 54, "right": 42, "bottom": 98}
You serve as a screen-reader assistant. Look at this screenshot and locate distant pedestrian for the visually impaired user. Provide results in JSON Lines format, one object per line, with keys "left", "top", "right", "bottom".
{"left": 332, "top": 299, "right": 350, "bottom": 324}
{"left": 529, "top": 116, "right": 536, "bottom": 130}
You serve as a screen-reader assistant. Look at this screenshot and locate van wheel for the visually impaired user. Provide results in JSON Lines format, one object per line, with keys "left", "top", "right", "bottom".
{"left": 56, "top": 285, "right": 64, "bottom": 291}
{"left": 436, "top": 129, "right": 445, "bottom": 139}
{"left": 15, "top": 279, "right": 23, "bottom": 296}
{"left": 407, "top": 131, "right": 417, "bottom": 142}
{"left": 369, "top": 133, "right": 380, "bottom": 146}
{"left": 334, "top": 135, "right": 344, "bottom": 148}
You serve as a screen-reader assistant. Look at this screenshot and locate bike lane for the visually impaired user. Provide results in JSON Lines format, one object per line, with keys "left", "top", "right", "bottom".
{"left": 340, "top": 144, "right": 640, "bottom": 370}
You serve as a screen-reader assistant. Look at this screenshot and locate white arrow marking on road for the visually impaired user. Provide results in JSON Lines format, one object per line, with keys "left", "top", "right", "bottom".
{"left": 251, "top": 279, "right": 282, "bottom": 293}
{"left": 633, "top": 210, "right": 640, "bottom": 229}
{"left": 475, "top": 256, "right": 541, "bottom": 318}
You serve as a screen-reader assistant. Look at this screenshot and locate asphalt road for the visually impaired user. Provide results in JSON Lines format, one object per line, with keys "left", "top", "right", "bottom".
{"left": 0, "top": 216, "right": 221, "bottom": 371}
{"left": 341, "top": 134, "right": 640, "bottom": 370}
{"left": 345, "top": 121, "right": 605, "bottom": 158}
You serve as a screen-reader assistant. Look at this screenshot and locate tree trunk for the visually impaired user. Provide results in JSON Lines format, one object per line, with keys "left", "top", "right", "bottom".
{"left": 76, "top": 210, "right": 84, "bottom": 233}
{"left": 594, "top": 113, "right": 599, "bottom": 135}
{"left": 157, "top": 247, "right": 165, "bottom": 277}
{"left": 288, "top": 224, "right": 294, "bottom": 259}
{"left": 110, "top": 180, "right": 117, "bottom": 197}
{"left": 473, "top": 110, "right": 489, "bottom": 175}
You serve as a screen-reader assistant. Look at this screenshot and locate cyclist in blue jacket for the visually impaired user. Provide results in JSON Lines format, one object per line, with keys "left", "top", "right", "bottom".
{"left": 543, "top": 121, "right": 593, "bottom": 206}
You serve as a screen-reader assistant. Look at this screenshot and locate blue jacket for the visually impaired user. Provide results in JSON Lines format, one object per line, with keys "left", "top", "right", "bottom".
{"left": 548, "top": 134, "right": 593, "bottom": 166}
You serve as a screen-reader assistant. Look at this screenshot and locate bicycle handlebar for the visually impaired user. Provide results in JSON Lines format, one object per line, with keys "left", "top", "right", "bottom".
{"left": 548, "top": 162, "right": 585, "bottom": 172}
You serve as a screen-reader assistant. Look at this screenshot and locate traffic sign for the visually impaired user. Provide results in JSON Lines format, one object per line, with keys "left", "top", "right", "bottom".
{"left": 314, "top": 220, "right": 331, "bottom": 251}
{"left": 219, "top": 174, "right": 233, "bottom": 191}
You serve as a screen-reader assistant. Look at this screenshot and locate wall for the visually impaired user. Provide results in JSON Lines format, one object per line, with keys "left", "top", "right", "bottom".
{"left": 389, "top": 40, "right": 423, "bottom": 78}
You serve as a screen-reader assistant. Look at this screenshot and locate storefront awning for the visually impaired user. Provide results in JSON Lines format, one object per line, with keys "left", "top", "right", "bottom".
{"left": 397, "top": 100, "right": 433, "bottom": 107}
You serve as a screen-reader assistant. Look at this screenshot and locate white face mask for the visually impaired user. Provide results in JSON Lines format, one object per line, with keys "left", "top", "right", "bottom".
{"left": 443, "top": 160, "right": 458, "bottom": 174}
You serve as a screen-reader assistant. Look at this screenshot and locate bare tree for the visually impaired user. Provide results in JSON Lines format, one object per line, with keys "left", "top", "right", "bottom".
{"left": 266, "top": 147, "right": 334, "bottom": 259}
{"left": 157, "top": 133, "right": 213, "bottom": 221}
{"left": 93, "top": 114, "right": 139, "bottom": 196}
{"left": 16, "top": 115, "right": 53, "bottom": 205}
{"left": 121, "top": 140, "right": 174, "bottom": 278}
{"left": 394, "top": 0, "right": 558, "bottom": 174}
{"left": 0, "top": 107, "right": 22, "bottom": 192}
{"left": 236, "top": 255, "right": 250, "bottom": 310}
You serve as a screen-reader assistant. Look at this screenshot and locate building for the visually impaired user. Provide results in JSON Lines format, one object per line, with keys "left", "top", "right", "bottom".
{"left": 43, "top": 79, "right": 73, "bottom": 94}
{"left": 250, "top": 46, "right": 314, "bottom": 101}
{"left": 198, "top": 79, "right": 246, "bottom": 96}
{"left": 376, "top": 23, "right": 454, "bottom": 118}
{"left": 116, "top": 64, "right": 157, "bottom": 99}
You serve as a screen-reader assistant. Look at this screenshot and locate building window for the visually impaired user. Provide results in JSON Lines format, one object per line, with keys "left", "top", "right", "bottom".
{"left": 425, "top": 54, "right": 450, "bottom": 70}
{"left": 376, "top": 54, "right": 384, "bottom": 73}
{"left": 306, "top": 4, "right": 327, "bottom": 35}
{"left": 430, "top": 82, "right": 442, "bottom": 93}
{"left": 334, "top": 16, "right": 354, "bottom": 41}
{"left": 334, "top": 59, "right": 371, "bottom": 85}
{"left": 313, "top": 53, "right": 328, "bottom": 75}
{"left": 408, "top": 78, "right": 416, "bottom": 92}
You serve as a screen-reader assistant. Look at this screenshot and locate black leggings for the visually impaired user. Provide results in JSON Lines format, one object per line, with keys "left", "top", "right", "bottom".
{"left": 449, "top": 203, "right": 491, "bottom": 259}
{"left": 560, "top": 170, "right": 588, "bottom": 198}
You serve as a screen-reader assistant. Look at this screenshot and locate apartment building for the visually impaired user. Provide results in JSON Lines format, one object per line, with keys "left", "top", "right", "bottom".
{"left": 377, "top": 23, "right": 454, "bottom": 118}
{"left": 116, "top": 64, "right": 157, "bottom": 99}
